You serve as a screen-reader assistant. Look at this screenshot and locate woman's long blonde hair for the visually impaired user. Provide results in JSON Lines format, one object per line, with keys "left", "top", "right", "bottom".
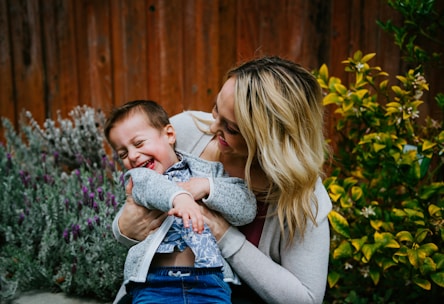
{"left": 227, "top": 56, "right": 326, "bottom": 242}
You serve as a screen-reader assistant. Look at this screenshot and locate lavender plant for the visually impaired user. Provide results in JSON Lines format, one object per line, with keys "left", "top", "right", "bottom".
{"left": 0, "top": 106, "right": 127, "bottom": 302}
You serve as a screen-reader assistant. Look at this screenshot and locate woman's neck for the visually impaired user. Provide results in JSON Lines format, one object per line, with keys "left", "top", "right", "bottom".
{"left": 220, "top": 150, "right": 270, "bottom": 194}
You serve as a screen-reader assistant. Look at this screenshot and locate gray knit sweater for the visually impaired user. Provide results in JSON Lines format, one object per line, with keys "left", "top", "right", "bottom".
{"left": 117, "top": 150, "right": 256, "bottom": 295}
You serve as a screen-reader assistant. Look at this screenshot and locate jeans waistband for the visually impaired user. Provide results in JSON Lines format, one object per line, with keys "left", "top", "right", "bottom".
{"left": 148, "top": 266, "right": 223, "bottom": 277}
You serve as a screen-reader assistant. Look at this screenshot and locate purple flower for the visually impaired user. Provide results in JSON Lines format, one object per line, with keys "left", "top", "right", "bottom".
{"left": 74, "top": 169, "right": 81, "bottom": 181}
{"left": 89, "top": 192, "right": 95, "bottom": 207}
{"left": 77, "top": 200, "right": 83, "bottom": 211}
{"left": 71, "top": 263, "right": 77, "bottom": 274}
{"left": 63, "top": 229, "right": 70, "bottom": 243}
{"left": 53, "top": 151, "right": 59, "bottom": 165}
{"left": 94, "top": 215, "right": 100, "bottom": 226}
{"left": 18, "top": 212, "right": 25, "bottom": 225}
{"left": 111, "top": 195, "right": 117, "bottom": 208}
{"left": 87, "top": 218, "right": 94, "bottom": 231}
{"left": 6, "top": 153, "right": 12, "bottom": 172}
{"left": 97, "top": 187, "right": 104, "bottom": 201}
{"left": 76, "top": 153, "right": 84, "bottom": 165}
{"left": 64, "top": 198, "right": 70, "bottom": 210}
{"left": 71, "top": 224, "right": 81, "bottom": 240}
{"left": 88, "top": 177, "right": 94, "bottom": 191}
{"left": 82, "top": 185, "right": 89, "bottom": 203}
{"left": 93, "top": 201, "right": 99, "bottom": 213}
{"left": 41, "top": 152, "right": 46, "bottom": 163}
{"left": 19, "top": 170, "right": 31, "bottom": 188}
{"left": 43, "top": 174, "right": 54, "bottom": 185}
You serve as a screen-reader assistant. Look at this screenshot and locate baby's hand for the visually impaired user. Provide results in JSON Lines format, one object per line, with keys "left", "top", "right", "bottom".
{"left": 169, "top": 193, "right": 204, "bottom": 233}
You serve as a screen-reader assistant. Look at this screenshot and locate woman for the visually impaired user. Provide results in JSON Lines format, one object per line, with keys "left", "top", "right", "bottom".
{"left": 113, "top": 56, "right": 332, "bottom": 303}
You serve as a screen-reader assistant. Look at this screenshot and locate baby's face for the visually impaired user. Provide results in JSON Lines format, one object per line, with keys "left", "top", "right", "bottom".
{"left": 109, "top": 112, "right": 178, "bottom": 173}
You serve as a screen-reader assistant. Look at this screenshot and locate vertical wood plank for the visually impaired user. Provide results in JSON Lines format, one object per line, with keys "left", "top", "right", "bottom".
{"left": 123, "top": 0, "right": 148, "bottom": 103}
{"left": 330, "top": 0, "right": 352, "bottom": 81}
{"left": 0, "top": 0, "right": 15, "bottom": 136}
{"left": 9, "top": 0, "right": 45, "bottom": 125}
{"left": 73, "top": 0, "right": 112, "bottom": 113}
{"left": 182, "top": 0, "right": 219, "bottom": 112}
{"left": 236, "top": 0, "right": 261, "bottom": 61}
{"left": 157, "top": 0, "right": 184, "bottom": 114}
{"left": 41, "top": 0, "right": 80, "bottom": 119}
{"left": 87, "top": 0, "right": 112, "bottom": 113}
{"left": 145, "top": 0, "right": 161, "bottom": 105}
{"left": 110, "top": 0, "right": 124, "bottom": 108}
{"left": 217, "top": 0, "right": 237, "bottom": 85}
{"left": 73, "top": 0, "right": 93, "bottom": 109}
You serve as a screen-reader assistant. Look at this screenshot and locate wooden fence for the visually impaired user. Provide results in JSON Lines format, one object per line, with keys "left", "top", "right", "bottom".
{"left": 0, "top": 0, "right": 442, "bottom": 142}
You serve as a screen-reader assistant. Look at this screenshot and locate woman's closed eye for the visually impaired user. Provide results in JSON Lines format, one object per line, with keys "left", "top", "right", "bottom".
{"left": 224, "top": 124, "right": 240, "bottom": 135}
{"left": 212, "top": 104, "right": 240, "bottom": 135}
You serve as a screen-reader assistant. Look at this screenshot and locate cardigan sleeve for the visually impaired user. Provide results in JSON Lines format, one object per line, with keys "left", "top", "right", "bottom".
{"left": 217, "top": 178, "right": 332, "bottom": 304}
{"left": 125, "top": 168, "right": 192, "bottom": 211}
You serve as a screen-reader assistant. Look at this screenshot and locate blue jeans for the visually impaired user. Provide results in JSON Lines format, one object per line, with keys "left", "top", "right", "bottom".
{"left": 129, "top": 267, "right": 231, "bottom": 304}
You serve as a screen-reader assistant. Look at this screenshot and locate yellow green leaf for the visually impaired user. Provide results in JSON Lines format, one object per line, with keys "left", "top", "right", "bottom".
{"left": 422, "top": 140, "right": 436, "bottom": 151}
{"left": 370, "top": 220, "right": 383, "bottom": 231}
{"left": 408, "top": 248, "right": 427, "bottom": 268}
{"left": 396, "top": 231, "right": 414, "bottom": 243}
{"left": 334, "top": 83, "right": 348, "bottom": 96}
{"left": 327, "top": 271, "right": 341, "bottom": 288}
{"left": 369, "top": 269, "right": 380, "bottom": 285}
{"left": 373, "top": 143, "right": 386, "bottom": 152}
{"left": 413, "top": 277, "right": 431, "bottom": 290}
{"left": 361, "top": 53, "right": 376, "bottom": 63}
{"left": 431, "top": 272, "right": 444, "bottom": 288}
{"left": 318, "top": 64, "right": 329, "bottom": 81}
{"left": 351, "top": 186, "right": 363, "bottom": 201}
{"left": 328, "top": 210, "right": 350, "bottom": 239}
{"left": 428, "top": 204, "right": 441, "bottom": 217}
{"left": 329, "top": 192, "right": 342, "bottom": 202}
{"left": 323, "top": 93, "right": 340, "bottom": 106}
{"left": 333, "top": 241, "right": 353, "bottom": 259}
{"left": 351, "top": 236, "right": 368, "bottom": 251}
{"left": 361, "top": 244, "right": 377, "bottom": 262}
{"left": 415, "top": 228, "right": 430, "bottom": 243}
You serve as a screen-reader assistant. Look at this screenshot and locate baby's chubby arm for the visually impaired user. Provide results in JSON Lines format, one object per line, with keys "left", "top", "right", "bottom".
{"left": 178, "top": 173, "right": 257, "bottom": 226}
{"left": 125, "top": 168, "right": 204, "bottom": 233}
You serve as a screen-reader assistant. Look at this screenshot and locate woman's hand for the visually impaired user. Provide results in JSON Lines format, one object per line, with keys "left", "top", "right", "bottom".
{"left": 119, "top": 178, "right": 167, "bottom": 241}
{"left": 177, "top": 177, "right": 210, "bottom": 201}
{"left": 201, "top": 205, "right": 231, "bottom": 241}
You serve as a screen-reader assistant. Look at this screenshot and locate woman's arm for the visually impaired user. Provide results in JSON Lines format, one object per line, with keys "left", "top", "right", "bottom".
{"left": 204, "top": 181, "right": 332, "bottom": 304}
{"left": 112, "top": 180, "right": 167, "bottom": 245}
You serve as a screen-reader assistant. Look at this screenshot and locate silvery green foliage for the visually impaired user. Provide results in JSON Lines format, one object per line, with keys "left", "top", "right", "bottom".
{"left": 0, "top": 108, "right": 127, "bottom": 302}
{"left": 24, "top": 105, "right": 107, "bottom": 170}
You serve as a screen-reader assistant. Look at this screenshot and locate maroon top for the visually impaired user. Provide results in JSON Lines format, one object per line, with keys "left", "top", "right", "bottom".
{"left": 238, "top": 201, "right": 268, "bottom": 247}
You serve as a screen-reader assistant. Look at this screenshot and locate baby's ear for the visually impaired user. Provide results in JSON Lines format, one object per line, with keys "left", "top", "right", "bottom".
{"left": 165, "top": 124, "right": 176, "bottom": 145}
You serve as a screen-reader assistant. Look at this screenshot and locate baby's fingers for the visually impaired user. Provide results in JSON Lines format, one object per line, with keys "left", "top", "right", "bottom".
{"left": 191, "top": 213, "right": 204, "bottom": 234}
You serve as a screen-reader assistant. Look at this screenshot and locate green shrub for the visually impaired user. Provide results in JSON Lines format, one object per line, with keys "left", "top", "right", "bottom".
{"left": 0, "top": 107, "right": 126, "bottom": 302}
{"left": 317, "top": 51, "right": 444, "bottom": 303}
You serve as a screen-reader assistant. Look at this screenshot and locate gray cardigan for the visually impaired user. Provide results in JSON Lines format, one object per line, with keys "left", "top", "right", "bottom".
{"left": 115, "top": 111, "right": 332, "bottom": 304}
{"left": 114, "top": 150, "right": 256, "bottom": 303}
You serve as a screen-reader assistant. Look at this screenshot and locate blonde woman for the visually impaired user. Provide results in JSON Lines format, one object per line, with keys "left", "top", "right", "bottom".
{"left": 114, "top": 56, "right": 332, "bottom": 304}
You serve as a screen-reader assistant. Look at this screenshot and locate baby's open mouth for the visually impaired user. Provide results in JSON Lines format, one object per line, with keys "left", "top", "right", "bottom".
{"left": 141, "top": 159, "right": 155, "bottom": 170}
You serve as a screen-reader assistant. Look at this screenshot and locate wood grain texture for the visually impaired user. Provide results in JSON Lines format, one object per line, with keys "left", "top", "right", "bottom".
{"left": 0, "top": 0, "right": 441, "bottom": 142}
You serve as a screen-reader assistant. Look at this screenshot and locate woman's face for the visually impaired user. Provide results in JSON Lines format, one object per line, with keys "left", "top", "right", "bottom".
{"left": 210, "top": 77, "right": 249, "bottom": 158}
